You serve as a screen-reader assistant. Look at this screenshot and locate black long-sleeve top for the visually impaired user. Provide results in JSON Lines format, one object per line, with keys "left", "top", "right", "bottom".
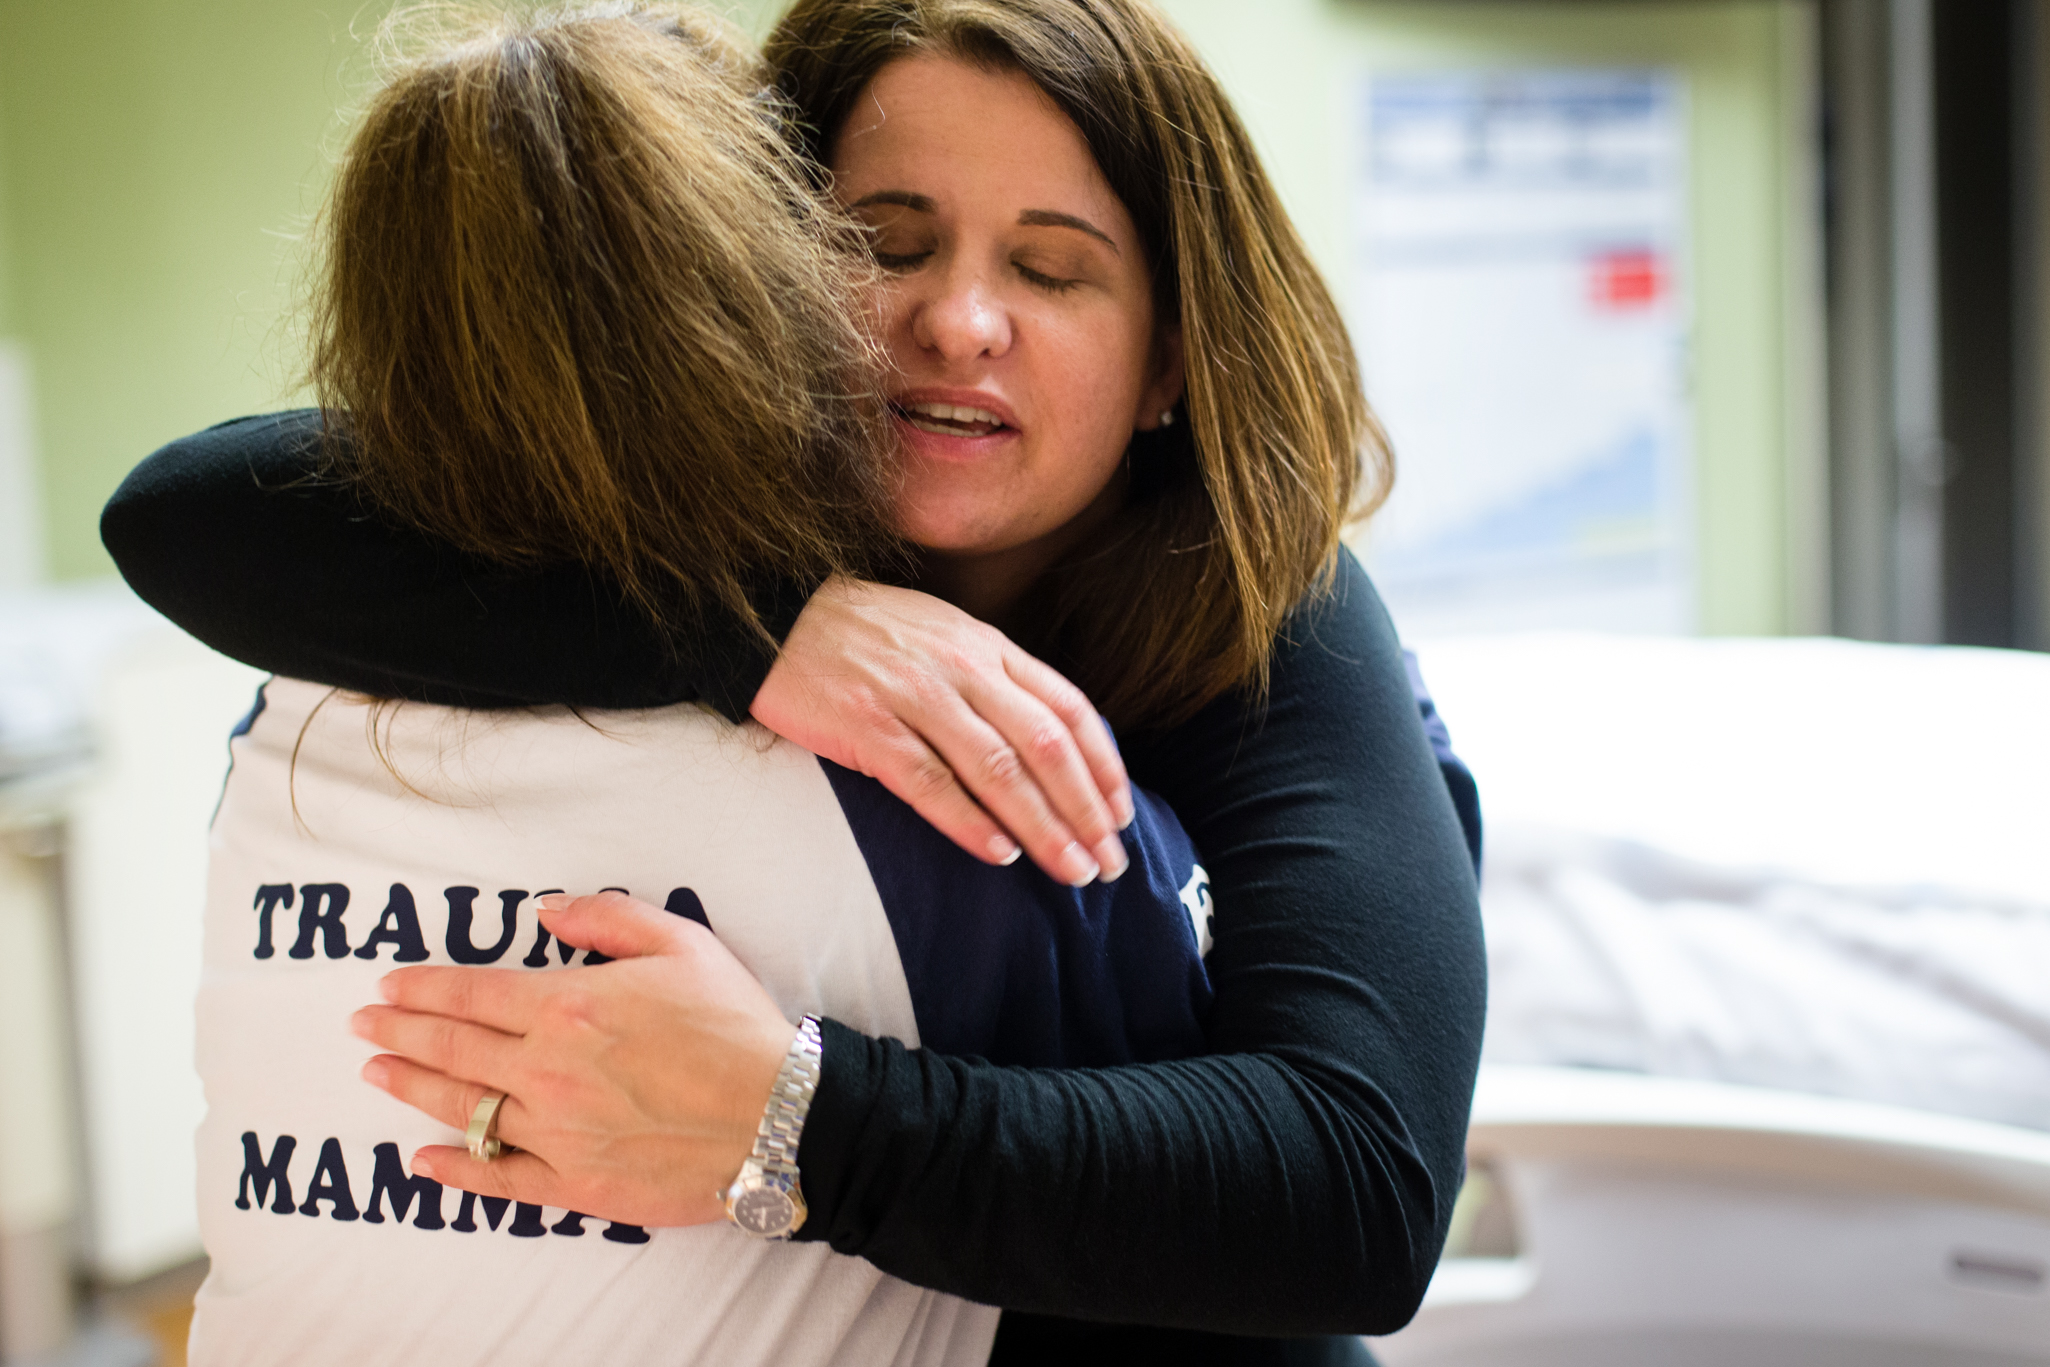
{"left": 103, "top": 411, "right": 1487, "bottom": 1365}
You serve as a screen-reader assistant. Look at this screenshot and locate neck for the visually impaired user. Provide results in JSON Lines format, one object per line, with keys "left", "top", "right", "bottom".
{"left": 914, "top": 544, "right": 1055, "bottom": 629}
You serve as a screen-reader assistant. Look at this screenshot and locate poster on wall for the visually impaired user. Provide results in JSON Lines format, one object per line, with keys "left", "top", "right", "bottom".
{"left": 1350, "top": 69, "right": 1693, "bottom": 637}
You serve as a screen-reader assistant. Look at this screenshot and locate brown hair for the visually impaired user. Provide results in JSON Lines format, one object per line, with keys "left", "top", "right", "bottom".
{"left": 311, "top": 1, "right": 896, "bottom": 640}
{"left": 767, "top": 0, "right": 1390, "bottom": 729}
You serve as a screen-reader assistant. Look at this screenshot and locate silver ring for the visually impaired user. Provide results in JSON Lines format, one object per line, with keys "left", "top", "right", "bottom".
{"left": 466, "top": 1090, "right": 508, "bottom": 1161}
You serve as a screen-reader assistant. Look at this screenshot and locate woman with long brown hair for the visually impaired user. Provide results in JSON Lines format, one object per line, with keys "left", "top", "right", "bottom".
{"left": 107, "top": 1, "right": 1485, "bottom": 1362}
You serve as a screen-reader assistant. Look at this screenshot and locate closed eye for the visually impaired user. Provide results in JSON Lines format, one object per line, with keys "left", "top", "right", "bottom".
{"left": 874, "top": 249, "right": 933, "bottom": 272}
{"left": 1016, "top": 261, "right": 1080, "bottom": 294}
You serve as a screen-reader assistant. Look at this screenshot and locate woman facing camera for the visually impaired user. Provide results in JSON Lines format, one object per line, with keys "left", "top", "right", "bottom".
{"left": 107, "top": 1, "right": 1487, "bottom": 1363}
{"left": 188, "top": 7, "right": 1216, "bottom": 1365}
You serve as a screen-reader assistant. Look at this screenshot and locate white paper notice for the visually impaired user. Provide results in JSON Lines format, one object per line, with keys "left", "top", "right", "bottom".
{"left": 1351, "top": 70, "right": 1692, "bottom": 636}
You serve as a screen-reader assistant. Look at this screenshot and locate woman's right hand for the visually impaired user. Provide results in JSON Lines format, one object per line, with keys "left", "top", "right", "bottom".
{"left": 750, "top": 577, "right": 1133, "bottom": 887}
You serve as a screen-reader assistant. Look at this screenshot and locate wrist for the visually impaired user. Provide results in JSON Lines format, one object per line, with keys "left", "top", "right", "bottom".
{"left": 722, "top": 1014, "right": 823, "bottom": 1239}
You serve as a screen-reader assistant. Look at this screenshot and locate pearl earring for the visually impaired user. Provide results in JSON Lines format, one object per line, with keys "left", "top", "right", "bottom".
{"left": 1159, "top": 408, "right": 1175, "bottom": 428}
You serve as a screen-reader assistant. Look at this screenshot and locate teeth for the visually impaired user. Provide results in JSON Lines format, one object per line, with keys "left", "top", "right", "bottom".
{"left": 905, "top": 402, "right": 1003, "bottom": 428}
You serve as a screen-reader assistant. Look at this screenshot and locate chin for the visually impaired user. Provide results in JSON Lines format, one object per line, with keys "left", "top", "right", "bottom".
{"left": 894, "top": 503, "right": 1011, "bottom": 556}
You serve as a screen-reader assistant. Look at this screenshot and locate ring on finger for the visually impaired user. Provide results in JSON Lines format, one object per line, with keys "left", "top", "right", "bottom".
{"left": 467, "top": 1090, "right": 510, "bottom": 1161}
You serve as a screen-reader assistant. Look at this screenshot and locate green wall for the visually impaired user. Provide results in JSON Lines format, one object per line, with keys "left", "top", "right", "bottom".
{"left": 0, "top": 0, "right": 789, "bottom": 582}
{"left": 0, "top": 0, "right": 370, "bottom": 581}
{"left": 0, "top": 55, "right": 15, "bottom": 341}
{"left": 0, "top": 0, "right": 1814, "bottom": 635}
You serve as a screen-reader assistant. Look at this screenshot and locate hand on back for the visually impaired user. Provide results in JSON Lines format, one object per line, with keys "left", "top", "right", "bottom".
{"left": 352, "top": 893, "right": 793, "bottom": 1228}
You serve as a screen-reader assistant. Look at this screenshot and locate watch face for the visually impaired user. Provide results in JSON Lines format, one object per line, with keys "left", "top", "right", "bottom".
{"left": 731, "top": 1185, "right": 798, "bottom": 1237}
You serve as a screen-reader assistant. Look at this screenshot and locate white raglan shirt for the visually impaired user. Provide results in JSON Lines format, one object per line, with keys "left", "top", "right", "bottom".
{"left": 194, "top": 678, "right": 1211, "bottom": 1367}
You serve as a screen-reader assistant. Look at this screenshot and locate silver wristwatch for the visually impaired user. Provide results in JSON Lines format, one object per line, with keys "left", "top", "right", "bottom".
{"left": 723, "top": 1013, "right": 822, "bottom": 1239}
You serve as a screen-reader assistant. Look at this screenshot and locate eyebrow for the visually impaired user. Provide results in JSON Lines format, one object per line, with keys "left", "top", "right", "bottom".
{"left": 847, "top": 193, "right": 1118, "bottom": 253}
{"left": 1018, "top": 209, "right": 1118, "bottom": 252}
{"left": 849, "top": 190, "right": 937, "bottom": 213}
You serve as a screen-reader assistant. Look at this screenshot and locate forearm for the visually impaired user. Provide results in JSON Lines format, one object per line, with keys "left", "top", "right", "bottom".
{"left": 802, "top": 1031, "right": 1441, "bottom": 1334}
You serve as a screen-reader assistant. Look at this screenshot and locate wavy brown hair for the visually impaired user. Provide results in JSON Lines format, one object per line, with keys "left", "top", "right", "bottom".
{"left": 311, "top": 1, "right": 896, "bottom": 641}
{"left": 767, "top": 0, "right": 1390, "bottom": 729}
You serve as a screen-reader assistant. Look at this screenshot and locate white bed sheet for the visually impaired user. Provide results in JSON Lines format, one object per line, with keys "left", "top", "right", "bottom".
{"left": 1412, "top": 634, "right": 2050, "bottom": 1131}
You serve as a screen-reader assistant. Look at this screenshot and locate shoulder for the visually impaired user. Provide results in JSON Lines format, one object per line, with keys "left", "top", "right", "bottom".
{"left": 1271, "top": 548, "right": 1401, "bottom": 685}
{"left": 1131, "top": 550, "right": 1409, "bottom": 771}
{"left": 1120, "top": 549, "right": 1486, "bottom": 868}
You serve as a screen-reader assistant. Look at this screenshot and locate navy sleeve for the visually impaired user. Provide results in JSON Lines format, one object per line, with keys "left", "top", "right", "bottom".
{"left": 99, "top": 411, "right": 799, "bottom": 720}
{"left": 1405, "top": 650, "right": 1482, "bottom": 870}
{"left": 793, "top": 553, "right": 1488, "bottom": 1339}
{"left": 820, "top": 762, "right": 1211, "bottom": 1067}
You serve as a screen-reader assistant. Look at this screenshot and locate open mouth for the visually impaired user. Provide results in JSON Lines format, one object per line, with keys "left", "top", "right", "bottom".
{"left": 893, "top": 401, "right": 1011, "bottom": 439}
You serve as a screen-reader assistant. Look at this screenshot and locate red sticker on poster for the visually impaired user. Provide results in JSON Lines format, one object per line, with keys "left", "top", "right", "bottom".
{"left": 1589, "top": 249, "right": 1666, "bottom": 309}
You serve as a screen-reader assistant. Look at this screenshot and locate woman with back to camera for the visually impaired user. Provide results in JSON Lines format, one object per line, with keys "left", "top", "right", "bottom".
{"left": 105, "top": 1, "right": 1487, "bottom": 1362}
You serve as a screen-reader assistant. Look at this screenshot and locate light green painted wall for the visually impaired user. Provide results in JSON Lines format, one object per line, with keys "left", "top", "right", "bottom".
{"left": 0, "top": 0, "right": 374, "bottom": 581}
{"left": 0, "top": 0, "right": 778, "bottom": 583}
{"left": 1158, "top": 0, "right": 1813, "bottom": 636}
{"left": 0, "top": 56, "right": 15, "bottom": 341}
{"left": 1, "top": 0, "right": 1809, "bottom": 633}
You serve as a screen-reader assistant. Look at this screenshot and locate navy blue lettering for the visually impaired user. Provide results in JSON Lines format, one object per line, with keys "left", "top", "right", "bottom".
{"left": 664, "top": 887, "right": 709, "bottom": 929}
{"left": 445, "top": 888, "right": 521, "bottom": 965}
{"left": 235, "top": 1132, "right": 296, "bottom": 1213}
{"left": 289, "top": 884, "right": 352, "bottom": 960}
{"left": 520, "top": 890, "right": 566, "bottom": 968}
{"left": 362, "top": 1142, "right": 444, "bottom": 1228}
{"left": 251, "top": 885, "right": 293, "bottom": 959}
{"left": 451, "top": 1191, "right": 515, "bottom": 1233}
{"left": 298, "top": 1138, "right": 360, "bottom": 1221}
{"left": 354, "top": 885, "right": 430, "bottom": 963}
{"left": 442, "top": 1190, "right": 644, "bottom": 1243}
{"left": 579, "top": 888, "right": 632, "bottom": 965}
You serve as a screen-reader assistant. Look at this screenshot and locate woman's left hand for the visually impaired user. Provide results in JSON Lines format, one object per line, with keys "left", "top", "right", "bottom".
{"left": 349, "top": 892, "right": 796, "bottom": 1227}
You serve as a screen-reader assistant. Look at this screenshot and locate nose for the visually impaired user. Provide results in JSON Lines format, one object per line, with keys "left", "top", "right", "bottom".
{"left": 908, "top": 258, "right": 1012, "bottom": 364}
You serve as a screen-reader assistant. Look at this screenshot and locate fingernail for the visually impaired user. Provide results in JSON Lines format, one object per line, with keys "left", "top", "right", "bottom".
{"left": 1094, "top": 837, "right": 1129, "bottom": 883}
{"left": 990, "top": 835, "right": 1022, "bottom": 866}
{"left": 360, "top": 1057, "right": 389, "bottom": 1089}
{"left": 350, "top": 1007, "right": 376, "bottom": 1038}
{"left": 378, "top": 975, "right": 401, "bottom": 1003}
{"left": 1062, "top": 843, "right": 1101, "bottom": 888}
{"left": 1113, "top": 792, "right": 1136, "bottom": 830}
{"left": 535, "top": 893, "right": 572, "bottom": 913}
{"left": 411, "top": 1151, "right": 436, "bottom": 1180}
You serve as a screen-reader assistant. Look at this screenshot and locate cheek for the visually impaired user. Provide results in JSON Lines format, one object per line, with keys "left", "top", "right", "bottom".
{"left": 1030, "top": 315, "right": 1152, "bottom": 471}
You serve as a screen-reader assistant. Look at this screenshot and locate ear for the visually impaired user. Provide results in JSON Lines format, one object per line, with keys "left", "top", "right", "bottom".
{"left": 1136, "top": 323, "right": 1186, "bottom": 431}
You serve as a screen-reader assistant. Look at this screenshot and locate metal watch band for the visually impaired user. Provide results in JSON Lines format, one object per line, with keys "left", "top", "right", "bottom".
{"left": 753, "top": 1014, "right": 822, "bottom": 1181}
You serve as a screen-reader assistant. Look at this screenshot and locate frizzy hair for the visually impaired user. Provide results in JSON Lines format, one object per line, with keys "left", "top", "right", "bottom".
{"left": 766, "top": 0, "right": 1390, "bottom": 730}
{"left": 309, "top": 1, "right": 900, "bottom": 643}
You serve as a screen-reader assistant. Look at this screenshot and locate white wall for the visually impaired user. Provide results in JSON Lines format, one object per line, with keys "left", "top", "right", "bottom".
{"left": 59, "top": 610, "right": 263, "bottom": 1279}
